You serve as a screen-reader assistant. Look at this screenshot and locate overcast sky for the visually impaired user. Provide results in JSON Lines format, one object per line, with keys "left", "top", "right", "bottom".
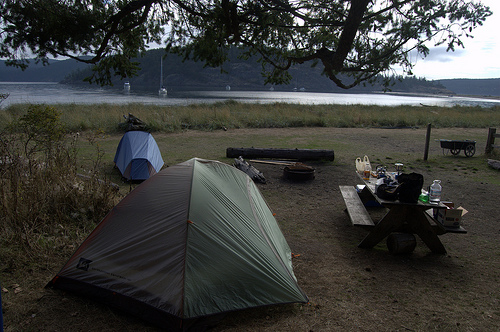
{"left": 407, "top": 0, "right": 499, "bottom": 80}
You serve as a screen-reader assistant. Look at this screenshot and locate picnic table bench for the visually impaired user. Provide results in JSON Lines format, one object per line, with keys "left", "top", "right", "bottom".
{"left": 340, "top": 173, "right": 466, "bottom": 254}
{"left": 339, "top": 185, "right": 375, "bottom": 228}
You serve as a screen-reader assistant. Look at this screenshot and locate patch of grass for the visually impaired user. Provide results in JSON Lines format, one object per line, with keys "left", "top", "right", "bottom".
{"left": 0, "top": 119, "right": 499, "bottom": 331}
{"left": 2, "top": 102, "right": 500, "bottom": 133}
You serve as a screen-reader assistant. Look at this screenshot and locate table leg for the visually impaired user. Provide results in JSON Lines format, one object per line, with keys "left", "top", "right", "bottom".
{"left": 358, "top": 205, "right": 447, "bottom": 254}
{"left": 410, "top": 210, "right": 447, "bottom": 254}
{"left": 358, "top": 206, "right": 404, "bottom": 249}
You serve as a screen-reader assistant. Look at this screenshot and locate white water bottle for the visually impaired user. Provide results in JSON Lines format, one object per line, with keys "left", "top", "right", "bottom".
{"left": 429, "top": 180, "right": 442, "bottom": 203}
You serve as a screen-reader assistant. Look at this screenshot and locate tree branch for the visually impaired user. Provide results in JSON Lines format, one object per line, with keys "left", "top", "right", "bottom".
{"left": 331, "top": 0, "right": 371, "bottom": 71}
{"left": 92, "top": 0, "right": 156, "bottom": 61}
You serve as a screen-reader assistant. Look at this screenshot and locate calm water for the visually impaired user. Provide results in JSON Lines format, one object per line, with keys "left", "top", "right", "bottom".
{"left": 1, "top": 82, "right": 499, "bottom": 108}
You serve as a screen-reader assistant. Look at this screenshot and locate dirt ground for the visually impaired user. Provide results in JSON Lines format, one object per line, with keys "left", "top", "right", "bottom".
{"left": 2, "top": 127, "right": 500, "bottom": 331}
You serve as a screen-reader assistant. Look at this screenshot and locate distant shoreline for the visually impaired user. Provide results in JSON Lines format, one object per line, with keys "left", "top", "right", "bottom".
{"left": 381, "top": 90, "right": 500, "bottom": 101}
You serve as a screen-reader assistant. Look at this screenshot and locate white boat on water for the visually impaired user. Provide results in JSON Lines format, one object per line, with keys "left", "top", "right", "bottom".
{"left": 124, "top": 82, "right": 131, "bottom": 92}
{"left": 159, "top": 57, "right": 167, "bottom": 97}
{"left": 159, "top": 86, "right": 167, "bottom": 97}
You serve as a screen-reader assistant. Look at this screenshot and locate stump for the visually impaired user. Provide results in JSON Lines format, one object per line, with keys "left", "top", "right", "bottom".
{"left": 386, "top": 233, "right": 417, "bottom": 254}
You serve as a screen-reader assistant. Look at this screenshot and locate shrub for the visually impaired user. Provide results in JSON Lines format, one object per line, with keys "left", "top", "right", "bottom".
{"left": 0, "top": 105, "right": 120, "bottom": 257}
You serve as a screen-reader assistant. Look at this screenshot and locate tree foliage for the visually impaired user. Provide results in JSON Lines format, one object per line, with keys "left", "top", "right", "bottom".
{"left": 16, "top": 105, "right": 66, "bottom": 161}
{"left": 0, "top": 0, "right": 492, "bottom": 88}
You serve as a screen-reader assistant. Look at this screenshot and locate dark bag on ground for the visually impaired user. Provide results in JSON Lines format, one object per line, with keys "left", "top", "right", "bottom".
{"left": 397, "top": 173, "right": 424, "bottom": 203}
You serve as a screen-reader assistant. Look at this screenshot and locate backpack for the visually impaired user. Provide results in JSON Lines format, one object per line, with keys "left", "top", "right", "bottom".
{"left": 397, "top": 173, "right": 424, "bottom": 203}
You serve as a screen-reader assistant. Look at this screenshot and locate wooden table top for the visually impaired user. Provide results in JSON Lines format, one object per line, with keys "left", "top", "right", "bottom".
{"left": 357, "top": 172, "right": 447, "bottom": 209}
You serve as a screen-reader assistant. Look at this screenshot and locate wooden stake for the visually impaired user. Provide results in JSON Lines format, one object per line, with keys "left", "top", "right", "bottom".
{"left": 249, "top": 160, "right": 294, "bottom": 166}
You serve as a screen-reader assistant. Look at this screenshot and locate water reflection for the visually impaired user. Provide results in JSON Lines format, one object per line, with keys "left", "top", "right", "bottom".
{"left": 1, "top": 82, "right": 499, "bottom": 108}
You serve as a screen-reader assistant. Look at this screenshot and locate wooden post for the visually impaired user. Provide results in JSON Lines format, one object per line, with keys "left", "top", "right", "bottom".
{"left": 424, "top": 123, "right": 432, "bottom": 161}
{"left": 485, "top": 127, "right": 496, "bottom": 155}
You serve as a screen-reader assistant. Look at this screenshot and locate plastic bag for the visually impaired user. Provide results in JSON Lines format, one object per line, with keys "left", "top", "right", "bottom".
{"left": 356, "top": 155, "right": 371, "bottom": 174}
{"left": 356, "top": 157, "right": 364, "bottom": 174}
{"left": 363, "top": 155, "right": 371, "bottom": 170}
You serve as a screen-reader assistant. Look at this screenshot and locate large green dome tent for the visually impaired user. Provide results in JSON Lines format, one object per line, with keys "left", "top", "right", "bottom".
{"left": 47, "top": 158, "right": 308, "bottom": 331}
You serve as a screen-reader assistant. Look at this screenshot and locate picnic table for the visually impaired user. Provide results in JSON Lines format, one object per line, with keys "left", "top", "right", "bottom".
{"left": 340, "top": 173, "right": 466, "bottom": 254}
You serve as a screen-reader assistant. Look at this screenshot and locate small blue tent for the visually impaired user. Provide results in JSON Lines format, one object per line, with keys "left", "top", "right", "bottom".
{"left": 114, "top": 131, "right": 164, "bottom": 181}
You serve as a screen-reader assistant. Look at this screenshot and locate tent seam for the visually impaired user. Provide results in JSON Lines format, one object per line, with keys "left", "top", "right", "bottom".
{"left": 180, "top": 158, "right": 196, "bottom": 321}
{"left": 245, "top": 177, "right": 298, "bottom": 284}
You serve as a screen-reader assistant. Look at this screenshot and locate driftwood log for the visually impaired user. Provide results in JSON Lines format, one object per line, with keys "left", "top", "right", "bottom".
{"left": 233, "top": 157, "right": 266, "bottom": 183}
{"left": 227, "top": 147, "right": 334, "bottom": 161}
{"left": 120, "top": 113, "right": 147, "bottom": 131}
{"left": 76, "top": 173, "right": 120, "bottom": 191}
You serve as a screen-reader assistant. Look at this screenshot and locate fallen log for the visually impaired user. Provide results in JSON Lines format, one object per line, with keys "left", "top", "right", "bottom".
{"left": 227, "top": 147, "right": 334, "bottom": 161}
{"left": 233, "top": 157, "right": 266, "bottom": 183}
